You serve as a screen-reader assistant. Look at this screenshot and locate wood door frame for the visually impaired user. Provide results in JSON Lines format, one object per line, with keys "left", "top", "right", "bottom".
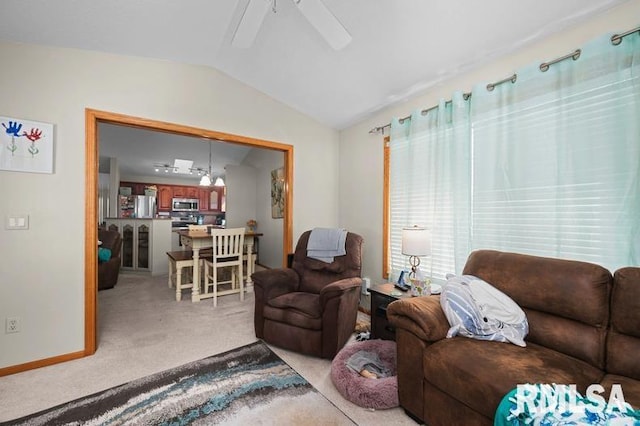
{"left": 85, "top": 108, "right": 294, "bottom": 355}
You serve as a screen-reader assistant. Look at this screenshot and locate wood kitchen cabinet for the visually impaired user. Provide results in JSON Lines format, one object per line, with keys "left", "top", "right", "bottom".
{"left": 209, "top": 187, "right": 225, "bottom": 212}
{"left": 171, "top": 185, "right": 197, "bottom": 199}
{"left": 133, "top": 183, "right": 146, "bottom": 195}
{"left": 157, "top": 185, "right": 172, "bottom": 211}
{"left": 185, "top": 186, "right": 198, "bottom": 198}
{"left": 171, "top": 186, "right": 186, "bottom": 198}
{"left": 118, "top": 181, "right": 218, "bottom": 211}
{"left": 120, "top": 181, "right": 146, "bottom": 196}
{"left": 198, "top": 188, "right": 210, "bottom": 212}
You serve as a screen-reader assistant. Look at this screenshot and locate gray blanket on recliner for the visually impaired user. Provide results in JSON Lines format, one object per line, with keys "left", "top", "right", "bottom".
{"left": 307, "top": 227, "right": 347, "bottom": 263}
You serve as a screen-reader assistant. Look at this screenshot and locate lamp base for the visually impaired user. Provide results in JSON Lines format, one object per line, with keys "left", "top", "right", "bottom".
{"left": 409, "top": 255, "right": 421, "bottom": 278}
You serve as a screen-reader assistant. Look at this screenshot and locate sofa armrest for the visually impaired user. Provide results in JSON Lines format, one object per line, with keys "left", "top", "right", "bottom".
{"left": 387, "top": 296, "right": 450, "bottom": 342}
{"left": 252, "top": 268, "right": 300, "bottom": 339}
{"left": 320, "top": 277, "right": 363, "bottom": 358}
{"left": 252, "top": 268, "right": 300, "bottom": 301}
{"left": 319, "top": 277, "right": 362, "bottom": 306}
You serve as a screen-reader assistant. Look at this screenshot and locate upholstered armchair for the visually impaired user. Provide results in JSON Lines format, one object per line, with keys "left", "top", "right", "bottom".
{"left": 98, "top": 229, "right": 122, "bottom": 290}
{"left": 252, "top": 230, "right": 364, "bottom": 359}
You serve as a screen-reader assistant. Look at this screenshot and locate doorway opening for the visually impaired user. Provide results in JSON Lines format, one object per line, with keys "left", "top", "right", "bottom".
{"left": 85, "top": 108, "right": 294, "bottom": 355}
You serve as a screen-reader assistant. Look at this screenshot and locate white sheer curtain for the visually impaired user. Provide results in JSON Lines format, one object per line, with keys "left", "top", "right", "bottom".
{"left": 388, "top": 30, "right": 640, "bottom": 279}
{"left": 389, "top": 93, "right": 471, "bottom": 281}
{"left": 470, "top": 34, "right": 640, "bottom": 271}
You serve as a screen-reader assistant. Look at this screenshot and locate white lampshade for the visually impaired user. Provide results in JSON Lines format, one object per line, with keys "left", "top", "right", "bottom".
{"left": 199, "top": 174, "right": 211, "bottom": 186}
{"left": 213, "top": 177, "right": 225, "bottom": 187}
{"left": 401, "top": 226, "right": 431, "bottom": 256}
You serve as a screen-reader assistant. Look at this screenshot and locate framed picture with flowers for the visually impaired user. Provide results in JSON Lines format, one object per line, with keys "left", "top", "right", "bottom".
{"left": 1, "top": 116, "right": 54, "bottom": 174}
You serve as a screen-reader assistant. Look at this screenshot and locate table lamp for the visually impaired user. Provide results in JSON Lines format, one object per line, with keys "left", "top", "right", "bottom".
{"left": 402, "top": 226, "right": 431, "bottom": 278}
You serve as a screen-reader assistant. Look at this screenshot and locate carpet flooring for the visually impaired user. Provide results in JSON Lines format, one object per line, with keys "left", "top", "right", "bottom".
{"left": 3, "top": 341, "right": 355, "bottom": 425}
{"left": 0, "top": 272, "right": 416, "bottom": 425}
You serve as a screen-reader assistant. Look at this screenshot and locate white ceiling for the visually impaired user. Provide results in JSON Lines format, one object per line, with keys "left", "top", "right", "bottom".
{"left": 1, "top": 1, "right": 628, "bottom": 182}
{"left": 0, "top": 0, "right": 628, "bottom": 130}
{"left": 98, "top": 124, "right": 252, "bottom": 182}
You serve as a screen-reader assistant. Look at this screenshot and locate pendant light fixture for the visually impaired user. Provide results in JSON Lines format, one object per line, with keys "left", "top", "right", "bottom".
{"left": 199, "top": 142, "right": 212, "bottom": 186}
{"left": 214, "top": 176, "right": 225, "bottom": 187}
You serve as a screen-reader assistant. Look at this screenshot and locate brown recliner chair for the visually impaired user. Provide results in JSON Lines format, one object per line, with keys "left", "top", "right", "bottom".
{"left": 252, "top": 230, "right": 363, "bottom": 359}
{"left": 98, "top": 229, "right": 122, "bottom": 290}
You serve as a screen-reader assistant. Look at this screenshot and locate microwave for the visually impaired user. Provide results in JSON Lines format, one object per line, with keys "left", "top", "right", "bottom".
{"left": 172, "top": 198, "right": 199, "bottom": 212}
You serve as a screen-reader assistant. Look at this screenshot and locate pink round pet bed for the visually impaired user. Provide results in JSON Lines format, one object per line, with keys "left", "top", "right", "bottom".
{"left": 330, "top": 339, "right": 399, "bottom": 409}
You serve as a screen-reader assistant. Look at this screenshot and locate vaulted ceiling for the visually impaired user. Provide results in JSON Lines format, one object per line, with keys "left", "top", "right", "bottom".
{"left": 2, "top": 1, "right": 629, "bottom": 182}
{"left": 0, "top": 0, "right": 628, "bottom": 130}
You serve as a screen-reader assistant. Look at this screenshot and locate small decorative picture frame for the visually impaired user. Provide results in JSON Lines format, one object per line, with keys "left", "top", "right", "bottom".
{"left": 271, "top": 167, "right": 285, "bottom": 219}
{"left": 0, "top": 116, "right": 54, "bottom": 174}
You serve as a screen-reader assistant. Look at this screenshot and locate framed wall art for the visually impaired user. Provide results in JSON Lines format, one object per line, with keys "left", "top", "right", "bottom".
{"left": 1, "top": 116, "right": 54, "bottom": 174}
{"left": 271, "top": 167, "right": 284, "bottom": 219}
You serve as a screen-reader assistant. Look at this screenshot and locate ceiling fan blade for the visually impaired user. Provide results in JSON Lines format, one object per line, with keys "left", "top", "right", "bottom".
{"left": 295, "top": 0, "right": 352, "bottom": 50}
{"left": 232, "top": 0, "right": 271, "bottom": 48}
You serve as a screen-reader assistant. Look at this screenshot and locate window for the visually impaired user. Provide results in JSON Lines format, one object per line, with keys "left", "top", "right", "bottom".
{"left": 384, "top": 33, "right": 640, "bottom": 281}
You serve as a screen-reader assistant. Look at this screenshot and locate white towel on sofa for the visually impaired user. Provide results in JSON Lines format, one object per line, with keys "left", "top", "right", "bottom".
{"left": 307, "top": 228, "right": 347, "bottom": 263}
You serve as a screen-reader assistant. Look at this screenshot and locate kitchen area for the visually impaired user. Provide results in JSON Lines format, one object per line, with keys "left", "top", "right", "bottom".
{"left": 98, "top": 122, "right": 286, "bottom": 277}
{"left": 103, "top": 181, "right": 227, "bottom": 276}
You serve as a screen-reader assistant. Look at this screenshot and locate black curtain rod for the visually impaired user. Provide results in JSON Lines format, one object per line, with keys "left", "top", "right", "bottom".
{"left": 369, "top": 25, "right": 640, "bottom": 135}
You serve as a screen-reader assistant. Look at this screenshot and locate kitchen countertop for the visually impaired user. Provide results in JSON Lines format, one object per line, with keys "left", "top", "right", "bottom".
{"left": 105, "top": 217, "right": 172, "bottom": 220}
{"left": 172, "top": 225, "right": 226, "bottom": 232}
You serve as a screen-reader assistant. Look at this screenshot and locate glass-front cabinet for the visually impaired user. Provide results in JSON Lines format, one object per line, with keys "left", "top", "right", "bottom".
{"left": 105, "top": 219, "right": 152, "bottom": 272}
{"left": 122, "top": 223, "right": 134, "bottom": 268}
{"left": 137, "top": 223, "right": 150, "bottom": 269}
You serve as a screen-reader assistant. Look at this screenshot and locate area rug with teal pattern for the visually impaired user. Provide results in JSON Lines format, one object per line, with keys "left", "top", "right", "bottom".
{"left": 3, "top": 341, "right": 355, "bottom": 425}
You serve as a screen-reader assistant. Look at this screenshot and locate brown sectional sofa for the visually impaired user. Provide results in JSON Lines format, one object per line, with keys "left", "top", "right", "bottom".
{"left": 387, "top": 249, "right": 639, "bottom": 425}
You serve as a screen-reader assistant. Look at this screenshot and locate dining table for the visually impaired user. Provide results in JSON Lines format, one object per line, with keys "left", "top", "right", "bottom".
{"left": 177, "top": 229, "right": 263, "bottom": 302}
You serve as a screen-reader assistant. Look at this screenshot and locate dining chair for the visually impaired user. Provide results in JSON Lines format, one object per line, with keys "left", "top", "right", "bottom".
{"left": 203, "top": 227, "right": 245, "bottom": 307}
{"left": 167, "top": 250, "right": 197, "bottom": 301}
{"left": 187, "top": 224, "right": 213, "bottom": 279}
{"left": 242, "top": 243, "right": 257, "bottom": 282}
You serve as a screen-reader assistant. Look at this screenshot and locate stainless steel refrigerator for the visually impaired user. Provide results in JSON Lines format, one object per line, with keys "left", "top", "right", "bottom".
{"left": 134, "top": 195, "right": 157, "bottom": 218}
{"left": 119, "top": 195, "right": 156, "bottom": 218}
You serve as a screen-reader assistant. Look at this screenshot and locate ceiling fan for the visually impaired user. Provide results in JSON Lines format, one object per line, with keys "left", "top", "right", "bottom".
{"left": 232, "top": 0, "right": 352, "bottom": 50}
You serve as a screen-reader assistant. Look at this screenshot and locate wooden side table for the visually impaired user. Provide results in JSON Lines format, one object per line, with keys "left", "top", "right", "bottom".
{"left": 369, "top": 283, "right": 413, "bottom": 340}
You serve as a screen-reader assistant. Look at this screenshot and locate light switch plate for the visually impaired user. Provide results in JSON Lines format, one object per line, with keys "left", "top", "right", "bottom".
{"left": 5, "top": 215, "right": 29, "bottom": 230}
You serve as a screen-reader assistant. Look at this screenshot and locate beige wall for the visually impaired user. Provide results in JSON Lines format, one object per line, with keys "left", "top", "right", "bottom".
{"left": 0, "top": 42, "right": 339, "bottom": 368}
{"left": 1, "top": 1, "right": 637, "bottom": 371}
{"left": 338, "top": 1, "right": 640, "bottom": 284}
{"left": 242, "top": 148, "right": 285, "bottom": 269}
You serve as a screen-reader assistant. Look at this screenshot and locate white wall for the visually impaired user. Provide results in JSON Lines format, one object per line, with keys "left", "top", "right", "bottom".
{"left": 3, "top": 2, "right": 635, "bottom": 373}
{"left": 243, "top": 148, "right": 285, "bottom": 269}
{"left": 338, "top": 1, "right": 640, "bottom": 284}
{"left": 225, "top": 165, "right": 258, "bottom": 230}
{"left": 0, "top": 42, "right": 339, "bottom": 369}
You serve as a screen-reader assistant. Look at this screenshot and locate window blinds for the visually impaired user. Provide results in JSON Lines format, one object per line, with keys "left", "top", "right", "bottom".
{"left": 388, "top": 32, "right": 639, "bottom": 280}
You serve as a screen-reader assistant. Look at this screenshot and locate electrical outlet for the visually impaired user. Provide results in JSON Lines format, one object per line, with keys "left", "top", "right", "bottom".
{"left": 5, "top": 317, "right": 20, "bottom": 334}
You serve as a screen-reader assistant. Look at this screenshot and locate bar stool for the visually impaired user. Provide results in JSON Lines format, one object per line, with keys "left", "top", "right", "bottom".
{"left": 166, "top": 250, "right": 197, "bottom": 301}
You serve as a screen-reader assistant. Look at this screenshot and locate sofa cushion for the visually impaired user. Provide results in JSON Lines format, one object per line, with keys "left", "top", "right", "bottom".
{"left": 423, "top": 337, "right": 604, "bottom": 419}
{"left": 264, "top": 292, "right": 322, "bottom": 330}
{"left": 524, "top": 309, "right": 608, "bottom": 370}
{"left": 599, "top": 374, "right": 640, "bottom": 410}
{"left": 608, "top": 267, "right": 640, "bottom": 380}
{"left": 462, "top": 250, "right": 612, "bottom": 369}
